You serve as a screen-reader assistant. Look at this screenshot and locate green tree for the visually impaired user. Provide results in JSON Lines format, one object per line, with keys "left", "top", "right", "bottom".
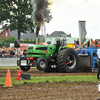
{"left": 0, "top": 36, "right": 18, "bottom": 47}
{"left": 0, "top": 0, "right": 35, "bottom": 40}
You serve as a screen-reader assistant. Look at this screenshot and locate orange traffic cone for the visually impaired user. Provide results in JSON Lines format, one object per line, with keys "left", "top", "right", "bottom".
{"left": 4, "top": 69, "right": 12, "bottom": 87}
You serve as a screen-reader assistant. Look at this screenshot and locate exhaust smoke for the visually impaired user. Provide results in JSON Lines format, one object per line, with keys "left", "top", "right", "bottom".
{"left": 34, "top": 0, "right": 51, "bottom": 25}
{"left": 36, "top": 25, "right": 40, "bottom": 38}
{"left": 31, "top": 0, "right": 52, "bottom": 44}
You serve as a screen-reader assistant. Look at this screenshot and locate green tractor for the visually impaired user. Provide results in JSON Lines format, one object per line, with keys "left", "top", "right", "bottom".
{"left": 17, "top": 35, "right": 79, "bottom": 72}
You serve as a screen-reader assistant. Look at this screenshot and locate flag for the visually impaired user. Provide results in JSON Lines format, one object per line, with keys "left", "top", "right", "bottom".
{"left": 44, "top": 22, "right": 46, "bottom": 37}
{"left": 79, "top": 21, "right": 87, "bottom": 45}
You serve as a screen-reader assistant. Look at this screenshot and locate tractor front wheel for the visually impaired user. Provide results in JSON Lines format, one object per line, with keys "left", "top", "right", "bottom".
{"left": 36, "top": 57, "right": 48, "bottom": 71}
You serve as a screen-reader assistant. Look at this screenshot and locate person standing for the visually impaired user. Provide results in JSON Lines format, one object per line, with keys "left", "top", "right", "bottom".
{"left": 76, "top": 39, "right": 79, "bottom": 45}
{"left": 97, "top": 48, "right": 100, "bottom": 79}
{"left": 87, "top": 40, "right": 90, "bottom": 47}
{"left": 95, "top": 39, "right": 98, "bottom": 47}
{"left": 98, "top": 42, "right": 100, "bottom": 47}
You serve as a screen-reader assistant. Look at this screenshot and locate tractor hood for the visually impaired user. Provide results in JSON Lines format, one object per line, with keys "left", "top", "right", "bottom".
{"left": 27, "top": 44, "right": 56, "bottom": 59}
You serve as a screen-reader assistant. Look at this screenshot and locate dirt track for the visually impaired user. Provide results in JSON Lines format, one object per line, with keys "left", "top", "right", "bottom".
{"left": 0, "top": 68, "right": 97, "bottom": 77}
{"left": 0, "top": 68, "right": 100, "bottom": 100}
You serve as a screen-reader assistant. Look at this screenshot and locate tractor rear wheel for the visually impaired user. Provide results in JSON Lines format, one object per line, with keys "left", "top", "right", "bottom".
{"left": 20, "top": 66, "right": 30, "bottom": 71}
{"left": 57, "top": 48, "right": 79, "bottom": 72}
{"left": 36, "top": 57, "right": 48, "bottom": 71}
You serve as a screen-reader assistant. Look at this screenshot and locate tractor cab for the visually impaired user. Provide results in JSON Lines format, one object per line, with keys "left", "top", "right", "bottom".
{"left": 53, "top": 35, "right": 67, "bottom": 54}
{"left": 55, "top": 34, "right": 67, "bottom": 46}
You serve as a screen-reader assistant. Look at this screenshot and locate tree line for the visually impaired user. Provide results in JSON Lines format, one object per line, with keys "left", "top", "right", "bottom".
{"left": 0, "top": 36, "right": 44, "bottom": 47}
{"left": 0, "top": 0, "right": 52, "bottom": 41}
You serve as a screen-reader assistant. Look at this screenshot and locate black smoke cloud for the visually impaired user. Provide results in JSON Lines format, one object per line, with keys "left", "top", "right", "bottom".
{"left": 34, "top": 0, "right": 51, "bottom": 24}
{"left": 33, "top": 0, "right": 52, "bottom": 38}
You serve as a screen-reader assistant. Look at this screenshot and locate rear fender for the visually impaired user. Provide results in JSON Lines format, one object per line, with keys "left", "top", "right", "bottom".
{"left": 58, "top": 46, "right": 69, "bottom": 53}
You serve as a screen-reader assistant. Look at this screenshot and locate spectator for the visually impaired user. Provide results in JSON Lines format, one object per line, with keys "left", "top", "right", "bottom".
{"left": 10, "top": 49, "right": 16, "bottom": 58}
{"left": 74, "top": 42, "right": 80, "bottom": 50}
{"left": 91, "top": 38, "right": 94, "bottom": 43}
{"left": 2, "top": 48, "right": 6, "bottom": 58}
{"left": 1, "top": 46, "right": 5, "bottom": 52}
{"left": 76, "top": 38, "right": 79, "bottom": 45}
{"left": 81, "top": 43, "right": 85, "bottom": 48}
{"left": 19, "top": 48, "right": 24, "bottom": 57}
{"left": 95, "top": 39, "right": 98, "bottom": 47}
{"left": 17, "top": 48, "right": 20, "bottom": 57}
{"left": 98, "top": 42, "right": 100, "bottom": 47}
{"left": 8, "top": 47, "right": 11, "bottom": 52}
{"left": 0, "top": 47, "right": 2, "bottom": 58}
{"left": 14, "top": 48, "right": 20, "bottom": 58}
{"left": 87, "top": 40, "right": 90, "bottom": 47}
{"left": 85, "top": 44, "right": 87, "bottom": 48}
{"left": 90, "top": 42, "right": 93, "bottom": 47}
{"left": 84, "top": 42, "right": 88, "bottom": 48}
{"left": 0, "top": 46, "right": 28, "bottom": 58}
{"left": 23, "top": 47, "right": 27, "bottom": 56}
{"left": 93, "top": 43, "right": 95, "bottom": 47}
{"left": 97, "top": 47, "right": 100, "bottom": 79}
{"left": 5, "top": 48, "right": 10, "bottom": 58}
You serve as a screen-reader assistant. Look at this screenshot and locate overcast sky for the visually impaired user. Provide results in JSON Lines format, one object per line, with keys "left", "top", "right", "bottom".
{"left": 40, "top": 0, "right": 100, "bottom": 40}
{"left": 0, "top": 0, "right": 100, "bottom": 40}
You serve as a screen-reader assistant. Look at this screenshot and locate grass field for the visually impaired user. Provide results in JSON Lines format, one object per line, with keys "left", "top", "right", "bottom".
{"left": 0, "top": 75, "right": 99, "bottom": 85}
{"left": 0, "top": 67, "right": 99, "bottom": 85}
{"left": 0, "top": 66, "right": 36, "bottom": 69}
{"left": 0, "top": 66, "right": 19, "bottom": 69}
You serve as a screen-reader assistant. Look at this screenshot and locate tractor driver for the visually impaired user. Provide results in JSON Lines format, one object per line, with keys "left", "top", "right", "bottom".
{"left": 97, "top": 48, "right": 100, "bottom": 79}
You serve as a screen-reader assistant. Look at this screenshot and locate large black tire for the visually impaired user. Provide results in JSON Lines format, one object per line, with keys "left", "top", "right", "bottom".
{"left": 57, "top": 48, "right": 79, "bottom": 73}
{"left": 20, "top": 66, "right": 30, "bottom": 71}
{"left": 36, "top": 57, "right": 48, "bottom": 71}
{"left": 44, "top": 65, "right": 59, "bottom": 73}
